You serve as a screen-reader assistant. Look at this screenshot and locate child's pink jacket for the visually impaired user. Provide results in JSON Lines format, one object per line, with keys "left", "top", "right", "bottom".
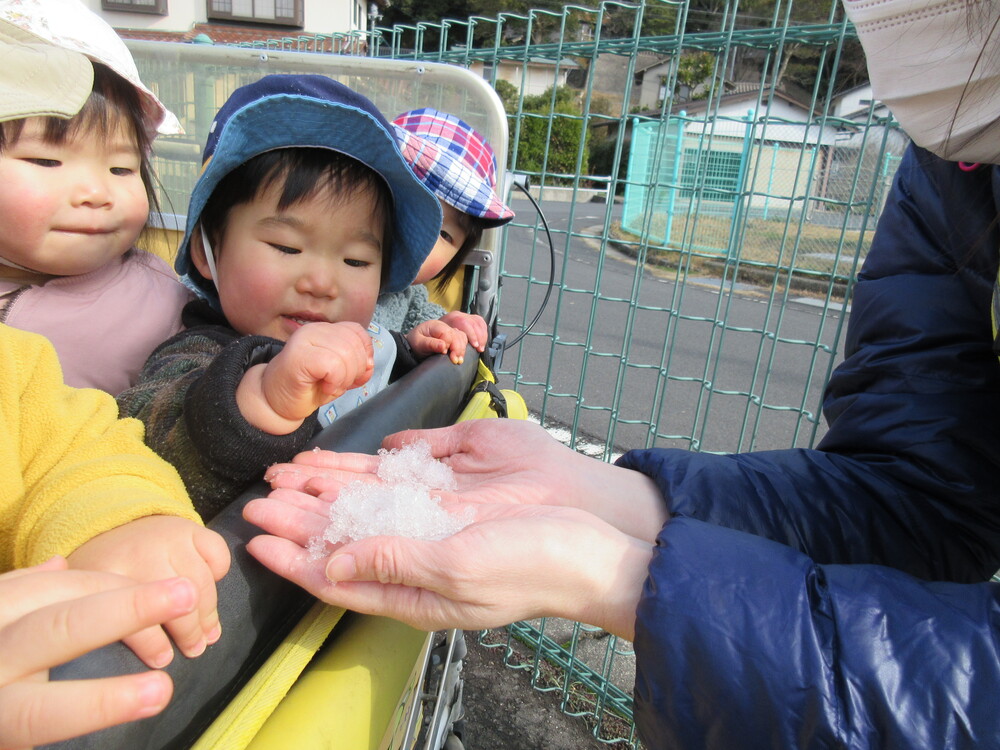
{"left": 0, "top": 250, "right": 192, "bottom": 395}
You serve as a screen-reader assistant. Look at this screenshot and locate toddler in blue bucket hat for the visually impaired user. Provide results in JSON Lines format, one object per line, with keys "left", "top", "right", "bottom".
{"left": 118, "top": 75, "right": 472, "bottom": 520}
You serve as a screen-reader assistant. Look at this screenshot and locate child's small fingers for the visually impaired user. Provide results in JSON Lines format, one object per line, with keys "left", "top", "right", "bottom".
{"left": 122, "top": 626, "right": 176, "bottom": 669}
{"left": 202, "top": 610, "right": 223, "bottom": 647}
{"left": 163, "top": 610, "right": 209, "bottom": 660}
{"left": 352, "top": 367, "right": 373, "bottom": 389}
{"left": 342, "top": 324, "right": 375, "bottom": 362}
{"left": 196, "top": 528, "right": 232, "bottom": 583}
{"left": 450, "top": 333, "right": 469, "bottom": 364}
{"left": 474, "top": 322, "right": 488, "bottom": 351}
{"left": 188, "top": 559, "right": 222, "bottom": 649}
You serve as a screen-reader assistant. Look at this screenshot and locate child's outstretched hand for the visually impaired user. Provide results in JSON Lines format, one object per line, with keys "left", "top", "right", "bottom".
{"left": 407, "top": 318, "right": 470, "bottom": 364}
{"left": 0, "top": 557, "right": 197, "bottom": 748}
{"left": 438, "top": 311, "right": 488, "bottom": 353}
{"left": 66, "top": 516, "right": 230, "bottom": 664}
{"left": 238, "top": 322, "right": 374, "bottom": 434}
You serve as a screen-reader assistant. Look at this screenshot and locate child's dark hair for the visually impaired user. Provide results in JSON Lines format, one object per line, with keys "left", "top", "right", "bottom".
{"left": 199, "top": 148, "right": 395, "bottom": 287}
{"left": 433, "top": 212, "right": 486, "bottom": 294}
{"left": 0, "top": 62, "right": 159, "bottom": 218}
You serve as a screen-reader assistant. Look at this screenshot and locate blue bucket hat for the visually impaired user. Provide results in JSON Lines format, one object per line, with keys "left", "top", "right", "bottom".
{"left": 175, "top": 74, "right": 442, "bottom": 296}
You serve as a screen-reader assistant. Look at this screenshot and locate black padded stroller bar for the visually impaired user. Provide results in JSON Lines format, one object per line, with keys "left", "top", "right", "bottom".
{"left": 46, "top": 350, "right": 478, "bottom": 750}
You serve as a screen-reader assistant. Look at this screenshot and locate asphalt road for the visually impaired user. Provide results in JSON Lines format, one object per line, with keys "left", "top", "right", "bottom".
{"left": 492, "top": 195, "right": 850, "bottom": 456}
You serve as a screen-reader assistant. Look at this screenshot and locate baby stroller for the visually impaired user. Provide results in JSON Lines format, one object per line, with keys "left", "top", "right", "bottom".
{"left": 48, "top": 44, "right": 526, "bottom": 750}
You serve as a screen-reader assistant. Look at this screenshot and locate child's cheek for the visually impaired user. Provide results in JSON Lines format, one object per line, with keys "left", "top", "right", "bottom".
{"left": 244, "top": 275, "right": 287, "bottom": 313}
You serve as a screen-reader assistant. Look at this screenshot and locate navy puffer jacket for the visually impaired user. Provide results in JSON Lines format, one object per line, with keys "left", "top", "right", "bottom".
{"left": 617, "top": 145, "right": 1000, "bottom": 748}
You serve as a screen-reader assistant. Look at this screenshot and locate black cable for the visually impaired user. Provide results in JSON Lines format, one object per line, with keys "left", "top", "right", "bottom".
{"left": 502, "top": 178, "right": 556, "bottom": 349}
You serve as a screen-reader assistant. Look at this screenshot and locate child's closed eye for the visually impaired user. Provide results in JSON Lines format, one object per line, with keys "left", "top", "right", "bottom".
{"left": 110, "top": 166, "right": 137, "bottom": 177}
{"left": 23, "top": 157, "right": 61, "bottom": 168}
{"left": 345, "top": 258, "right": 371, "bottom": 268}
{"left": 268, "top": 243, "right": 301, "bottom": 255}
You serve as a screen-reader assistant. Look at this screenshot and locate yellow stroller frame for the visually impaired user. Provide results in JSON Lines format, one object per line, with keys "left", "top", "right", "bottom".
{"left": 48, "top": 45, "right": 523, "bottom": 750}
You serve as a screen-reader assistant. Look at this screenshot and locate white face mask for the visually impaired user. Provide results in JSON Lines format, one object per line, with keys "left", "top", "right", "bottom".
{"left": 844, "top": 0, "right": 1000, "bottom": 163}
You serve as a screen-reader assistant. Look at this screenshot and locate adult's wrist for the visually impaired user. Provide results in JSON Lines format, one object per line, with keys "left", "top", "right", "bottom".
{"left": 557, "top": 516, "right": 653, "bottom": 641}
{"left": 578, "top": 459, "right": 669, "bottom": 543}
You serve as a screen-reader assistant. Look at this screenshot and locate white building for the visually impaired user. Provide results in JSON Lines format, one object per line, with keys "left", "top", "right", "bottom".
{"left": 86, "top": 0, "right": 378, "bottom": 43}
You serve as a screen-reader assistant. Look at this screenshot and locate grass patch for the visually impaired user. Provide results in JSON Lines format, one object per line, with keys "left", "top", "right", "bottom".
{"left": 610, "top": 212, "right": 873, "bottom": 300}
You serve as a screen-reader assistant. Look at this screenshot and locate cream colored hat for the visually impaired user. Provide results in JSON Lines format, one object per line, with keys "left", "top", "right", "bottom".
{"left": 0, "top": 0, "right": 182, "bottom": 137}
{"left": 0, "top": 18, "right": 92, "bottom": 122}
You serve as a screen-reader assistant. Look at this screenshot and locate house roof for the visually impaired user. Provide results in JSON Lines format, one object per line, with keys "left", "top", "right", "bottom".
{"left": 620, "top": 80, "right": 814, "bottom": 120}
{"left": 517, "top": 56, "right": 581, "bottom": 68}
{"left": 634, "top": 56, "right": 673, "bottom": 76}
{"left": 672, "top": 85, "right": 814, "bottom": 117}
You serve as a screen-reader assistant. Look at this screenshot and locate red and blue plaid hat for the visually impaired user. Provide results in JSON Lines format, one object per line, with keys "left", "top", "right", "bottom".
{"left": 393, "top": 107, "right": 514, "bottom": 227}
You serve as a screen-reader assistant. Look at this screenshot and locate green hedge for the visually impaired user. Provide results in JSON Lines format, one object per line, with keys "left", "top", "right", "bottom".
{"left": 495, "top": 83, "right": 589, "bottom": 185}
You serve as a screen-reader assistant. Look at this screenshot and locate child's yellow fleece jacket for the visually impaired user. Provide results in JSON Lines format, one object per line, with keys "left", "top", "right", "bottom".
{"left": 1, "top": 323, "right": 200, "bottom": 571}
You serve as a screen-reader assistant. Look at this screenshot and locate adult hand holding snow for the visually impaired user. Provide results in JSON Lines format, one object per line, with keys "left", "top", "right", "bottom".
{"left": 243, "top": 478, "right": 651, "bottom": 637}
{"left": 266, "top": 419, "right": 668, "bottom": 543}
{"left": 305, "top": 440, "right": 473, "bottom": 555}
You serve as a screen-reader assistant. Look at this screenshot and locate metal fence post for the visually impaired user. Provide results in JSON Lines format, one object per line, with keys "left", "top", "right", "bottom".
{"left": 665, "top": 110, "right": 686, "bottom": 246}
{"left": 726, "top": 107, "right": 755, "bottom": 260}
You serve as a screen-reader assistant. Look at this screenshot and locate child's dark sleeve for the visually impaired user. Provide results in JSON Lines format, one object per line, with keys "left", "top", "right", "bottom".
{"left": 117, "top": 327, "right": 317, "bottom": 520}
{"left": 388, "top": 330, "right": 421, "bottom": 382}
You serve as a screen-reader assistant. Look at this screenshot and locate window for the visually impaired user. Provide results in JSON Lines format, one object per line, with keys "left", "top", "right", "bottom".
{"left": 207, "top": 0, "right": 303, "bottom": 27}
{"left": 102, "top": 0, "right": 167, "bottom": 15}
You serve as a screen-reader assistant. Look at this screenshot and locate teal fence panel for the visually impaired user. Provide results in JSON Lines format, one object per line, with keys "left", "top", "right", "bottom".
{"left": 622, "top": 117, "right": 686, "bottom": 247}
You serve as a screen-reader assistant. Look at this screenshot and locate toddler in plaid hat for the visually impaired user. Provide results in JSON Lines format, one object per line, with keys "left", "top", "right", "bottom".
{"left": 375, "top": 107, "right": 514, "bottom": 350}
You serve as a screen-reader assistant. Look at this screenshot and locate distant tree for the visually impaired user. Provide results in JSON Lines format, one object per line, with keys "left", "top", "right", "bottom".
{"left": 380, "top": 0, "right": 869, "bottom": 105}
{"left": 466, "top": 0, "right": 581, "bottom": 44}
{"left": 677, "top": 51, "right": 715, "bottom": 89}
{"left": 493, "top": 79, "right": 519, "bottom": 112}
{"left": 588, "top": 126, "right": 629, "bottom": 194}
{"left": 509, "top": 86, "right": 588, "bottom": 183}
{"left": 601, "top": 1, "right": 680, "bottom": 39}
{"left": 378, "top": 0, "right": 474, "bottom": 51}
